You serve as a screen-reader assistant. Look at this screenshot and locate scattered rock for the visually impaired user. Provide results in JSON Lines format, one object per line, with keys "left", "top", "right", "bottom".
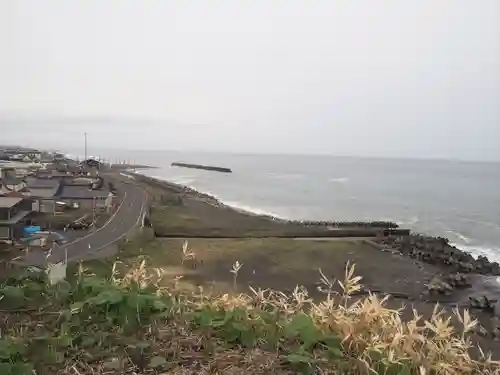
{"left": 375, "top": 235, "right": 500, "bottom": 276}
{"left": 426, "top": 277, "right": 453, "bottom": 295}
{"left": 444, "top": 273, "right": 471, "bottom": 289}
{"left": 469, "top": 295, "right": 498, "bottom": 312}
{"left": 494, "top": 300, "right": 500, "bottom": 318}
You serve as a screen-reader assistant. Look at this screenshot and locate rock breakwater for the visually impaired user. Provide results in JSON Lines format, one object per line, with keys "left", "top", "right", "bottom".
{"left": 171, "top": 162, "right": 232, "bottom": 173}
{"left": 376, "top": 235, "right": 500, "bottom": 276}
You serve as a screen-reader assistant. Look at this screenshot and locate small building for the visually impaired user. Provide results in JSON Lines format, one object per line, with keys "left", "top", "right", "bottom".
{"left": 1, "top": 168, "right": 28, "bottom": 193}
{"left": 57, "top": 185, "right": 113, "bottom": 210}
{"left": 3, "top": 148, "right": 41, "bottom": 162}
{"left": 0, "top": 197, "right": 33, "bottom": 240}
{"left": 24, "top": 177, "right": 61, "bottom": 214}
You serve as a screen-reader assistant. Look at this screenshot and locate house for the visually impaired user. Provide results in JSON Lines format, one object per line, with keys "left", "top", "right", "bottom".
{"left": 57, "top": 185, "right": 113, "bottom": 210}
{"left": 1, "top": 168, "right": 28, "bottom": 193}
{"left": 24, "top": 177, "right": 61, "bottom": 214}
{"left": 0, "top": 197, "right": 33, "bottom": 241}
{"left": 3, "top": 148, "right": 41, "bottom": 162}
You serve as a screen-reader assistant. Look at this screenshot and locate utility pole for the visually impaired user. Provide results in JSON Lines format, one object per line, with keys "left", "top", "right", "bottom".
{"left": 92, "top": 197, "right": 96, "bottom": 230}
{"left": 84, "top": 132, "right": 88, "bottom": 161}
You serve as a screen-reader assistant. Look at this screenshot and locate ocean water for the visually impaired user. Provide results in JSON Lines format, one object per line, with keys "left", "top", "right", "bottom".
{"left": 67, "top": 149, "right": 500, "bottom": 263}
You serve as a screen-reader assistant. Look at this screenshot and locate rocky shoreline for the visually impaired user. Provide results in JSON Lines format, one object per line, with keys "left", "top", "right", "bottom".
{"left": 134, "top": 172, "right": 497, "bottom": 265}
{"left": 375, "top": 234, "right": 500, "bottom": 276}
{"left": 129, "top": 171, "right": 500, "bottom": 351}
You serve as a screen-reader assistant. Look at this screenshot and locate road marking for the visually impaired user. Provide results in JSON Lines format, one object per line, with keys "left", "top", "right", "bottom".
{"left": 68, "top": 188, "right": 148, "bottom": 262}
{"left": 64, "top": 188, "right": 128, "bottom": 247}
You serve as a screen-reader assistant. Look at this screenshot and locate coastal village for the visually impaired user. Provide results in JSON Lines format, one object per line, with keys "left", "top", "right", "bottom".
{"left": 1, "top": 145, "right": 500, "bottom": 373}
{"left": 0, "top": 146, "right": 116, "bottom": 258}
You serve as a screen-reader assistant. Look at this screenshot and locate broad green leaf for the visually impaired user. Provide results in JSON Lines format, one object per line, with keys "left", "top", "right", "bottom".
{"left": 232, "top": 321, "right": 249, "bottom": 332}
{"left": 0, "top": 363, "right": 11, "bottom": 375}
{"left": 240, "top": 330, "right": 256, "bottom": 347}
{"left": 10, "top": 362, "right": 35, "bottom": 375}
{"left": 223, "top": 328, "right": 240, "bottom": 342}
{"left": 196, "top": 311, "right": 213, "bottom": 328}
{"left": 286, "top": 313, "right": 314, "bottom": 335}
{"left": 286, "top": 312, "right": 322, "bottom": 347}
{"left": 70, "top": 301, "right": 85, "bottom": 312}
{"left": 327, "top": 346, "right": 343, "bottom": 358}
{"left": 81, "top": 335, "right": 97, "bottom": 348}
{"left": 153, "top": 299, "right": 168, "bottom": 311}
{"left": 93, "top": 290, "right": 123, "bottom": 305}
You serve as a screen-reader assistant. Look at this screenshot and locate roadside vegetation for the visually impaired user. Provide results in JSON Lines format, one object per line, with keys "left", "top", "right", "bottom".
{"left": 0, "top": 238, "right": 498, "bottom": 374}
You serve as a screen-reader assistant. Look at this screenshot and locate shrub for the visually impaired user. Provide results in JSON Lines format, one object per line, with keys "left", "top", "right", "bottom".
{"left": 0, "top": 257, "right": 498, "bottom": 374}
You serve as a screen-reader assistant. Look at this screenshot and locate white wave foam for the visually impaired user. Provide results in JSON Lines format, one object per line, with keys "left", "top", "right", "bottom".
{"left": 221, "top": 200, "right": 286, "bottom": 219}
{"left": 329, "top": 177, "right": 349, "bottom": 183}
{"left": 144, "top": 173, "right": 286, "bottom": 219}
{"left": 169, "top": 176, "right": 197, "bottom": 186}
{"left": 446, "top": 230, "right": 471, "bottom": 244}
{"left": 396, "top": 216, "right": 420, "bottom": 226}
{"left": 451, "top": 243, "right": 500, "bottom": 264}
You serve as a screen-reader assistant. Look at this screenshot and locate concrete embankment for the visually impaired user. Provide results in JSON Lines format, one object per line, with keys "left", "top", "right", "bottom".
{"left": 171, "top": 162, "right": 232, "bottom": 173}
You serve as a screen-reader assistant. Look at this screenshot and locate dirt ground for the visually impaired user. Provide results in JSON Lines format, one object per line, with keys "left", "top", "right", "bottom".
{"left": 143, "top": 238, "right": 438, "bottom": 298}
{"left": 115, "top": 234, "right": 500, "bottom": 358}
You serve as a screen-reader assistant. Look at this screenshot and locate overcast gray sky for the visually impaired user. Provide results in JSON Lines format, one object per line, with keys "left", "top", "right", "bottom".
{"left": 1, "top": 1, "right": 499, "bottom": 161}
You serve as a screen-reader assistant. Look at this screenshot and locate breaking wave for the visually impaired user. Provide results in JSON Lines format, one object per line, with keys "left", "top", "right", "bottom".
{"left": 451, "top": 243, "right": 500, "bottom": 264}
{"left": 168, "top": 175, "right": 198, "bottom": 186}
{"left": 219, "top": 200, "right": 287, "bottom": 220}
{"left": 446, "top": 230, "right": 471, "bottom": 244}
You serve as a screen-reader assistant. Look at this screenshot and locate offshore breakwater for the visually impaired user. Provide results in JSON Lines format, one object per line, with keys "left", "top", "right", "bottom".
{"left": 171, "top": 162, "right": 232, "bottom": 173}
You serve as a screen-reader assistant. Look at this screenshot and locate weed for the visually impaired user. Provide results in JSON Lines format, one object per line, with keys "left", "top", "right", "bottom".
{"left": 230, "top": 260, "right": 243, "bottom": 291}
{"left": 0, "top": 252, "right": 498, "bottom": 374}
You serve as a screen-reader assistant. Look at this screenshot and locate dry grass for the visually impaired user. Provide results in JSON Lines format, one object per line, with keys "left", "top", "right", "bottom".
{"left": 2, "top": 238, "right": 499, "bottom": 374}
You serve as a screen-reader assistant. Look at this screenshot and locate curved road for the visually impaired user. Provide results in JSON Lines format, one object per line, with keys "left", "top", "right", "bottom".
{"left": 15, "top": 176, "right": 148, "bottom": 267}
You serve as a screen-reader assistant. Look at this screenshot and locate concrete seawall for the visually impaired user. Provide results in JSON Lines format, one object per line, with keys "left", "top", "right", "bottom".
{"left": 171, "top": 162, "right": 232, "bottom": 173}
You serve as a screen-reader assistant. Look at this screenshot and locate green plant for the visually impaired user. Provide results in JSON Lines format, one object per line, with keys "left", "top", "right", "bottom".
{"left": 0, "top": 255, "right": 498, "bottom": 374}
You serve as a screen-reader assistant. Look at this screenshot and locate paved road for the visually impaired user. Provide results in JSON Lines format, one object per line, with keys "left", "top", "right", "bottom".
{"left": 14, "top": 176, "right": 148, "bottom": 267}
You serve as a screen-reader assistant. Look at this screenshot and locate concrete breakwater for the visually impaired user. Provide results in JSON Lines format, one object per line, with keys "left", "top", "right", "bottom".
{"left": 133, "top": 172, "right": 409, "bottom": 237}
{"left": 171, "top": 162, "right": 232, "bottom": 173}
{"left": 376, "top": 235, "right": 500, "bottom": 276}
{"left": 290, "top": 220, "right": 400, "bottom": 229}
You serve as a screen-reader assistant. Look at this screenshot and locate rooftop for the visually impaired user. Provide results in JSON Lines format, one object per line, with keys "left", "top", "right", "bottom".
{"left": 28, "top": 187, "right": 60, "bottom": 198}
{"left": 25, "top": 177, "right": 60, "bottom": 189}
{"left": 58, "top": 185, "right": 110, "bottom": 199}
{"left": 0, "top": 197, "right": 23, "bottom": 208}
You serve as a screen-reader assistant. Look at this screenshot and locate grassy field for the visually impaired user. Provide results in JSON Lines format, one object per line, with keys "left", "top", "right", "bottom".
{"left": 116, "top": 234, "right": 439, "bottom": 300}
{"left": 1, "top": 249, "right": 497, "bottom": 374}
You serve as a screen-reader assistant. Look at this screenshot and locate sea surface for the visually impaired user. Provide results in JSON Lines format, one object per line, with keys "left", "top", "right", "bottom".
{"left": 66, "top": 149, "right": 500, "bottom": 263}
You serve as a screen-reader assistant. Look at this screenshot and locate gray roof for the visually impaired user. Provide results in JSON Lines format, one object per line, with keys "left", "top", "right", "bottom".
{"left": 25, "top": 177, "right": 60, "bottom": 189}
{"left": 1, "top": 177, "right": 25, "bottom": 186}
{"left": 58, "top": 186, "right": 109, "bottom": 199}
{"left": 0, "top": 197, "right": 23, "bottom": 208}
{"left": 28, "top": 187, "right": 59, "bottom": 198}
